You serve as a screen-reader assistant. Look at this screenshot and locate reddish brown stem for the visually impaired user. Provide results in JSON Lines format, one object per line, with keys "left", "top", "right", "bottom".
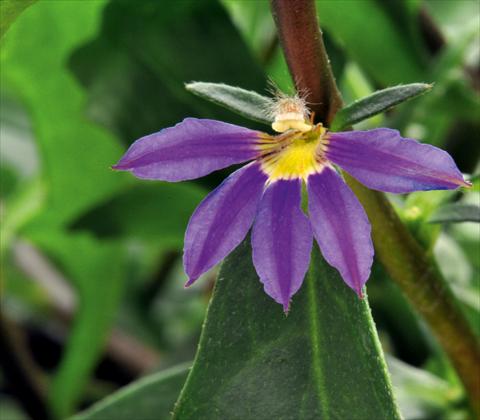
{"left": 270, "top": 0, "right": 480, "bottom": 416}
{"left": 270, "top": 0, "right": 342, "bottom": 125}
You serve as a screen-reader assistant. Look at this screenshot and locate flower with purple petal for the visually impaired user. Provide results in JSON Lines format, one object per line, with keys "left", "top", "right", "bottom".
{"left": 113, "top": 93, "right": 470, "bottom": 312}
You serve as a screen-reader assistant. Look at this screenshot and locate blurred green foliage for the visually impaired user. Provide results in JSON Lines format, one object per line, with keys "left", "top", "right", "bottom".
{"left": 1, "top": 1, "right": 478, "bottom": 419}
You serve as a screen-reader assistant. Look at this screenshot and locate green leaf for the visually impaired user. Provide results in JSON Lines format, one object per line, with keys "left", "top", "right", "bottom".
{"left": 1, "top": 0, "right": 127, "bottom": 229}
{"left": 73, "top": 363, "right": 190, "bottom": 420}
{"left": 173, "top": 241, "right": 400, "bottom": 419}
{"left": 429, "top": 204, "right": 480, "bottom": 224}
{"left": 0, "top": 177, "right": 45, "bottom": 256}
{"left": 28, "top": 231, "right": 127, "bottom": 418}
{"left": 316, "top": 0, "right": 426, "bottom": 85}
{"left": 220, "top": 0, "right": 276, "bottom": 59}
{"left": 0, "top": 0, "right": 36, "bottom": 38}
{"left": 331, "top": 83, "right": 432, "bottom": 131}
{"left": 73, "top": 182, "right": 206, "bottom": 247}
{"left": 185, "top": 82, "right": 272, "bottom": 124}
{"left": 392, "top": 23, "right": 479, "bottom": 148}
{"left": 387, "top": 357, "right": 460, "bottom": 419}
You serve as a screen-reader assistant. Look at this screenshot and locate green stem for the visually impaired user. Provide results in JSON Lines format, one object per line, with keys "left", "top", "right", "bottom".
{"left": 270, "top": 0, "right": 480, "bottom": 416}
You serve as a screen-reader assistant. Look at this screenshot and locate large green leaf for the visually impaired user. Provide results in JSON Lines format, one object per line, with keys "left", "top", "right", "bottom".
{"left": 0, "top": 0, "right": 127, "bottom": 229}
{"left": 73, "top": 363, "right": 190, "bottom": 420}
{"left": 69, "top": 0, "right": 268, "bottom": 145}
{"left": 27, "top": 230, "right": 127, "bottom": 418}
{"left": 173, "top": 241, "right": 400, "bottom": 419}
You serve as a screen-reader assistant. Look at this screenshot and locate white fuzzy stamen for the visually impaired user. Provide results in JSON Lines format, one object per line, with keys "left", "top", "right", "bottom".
{"left": 267, "top": 92, "right": 313, "bottom": 133}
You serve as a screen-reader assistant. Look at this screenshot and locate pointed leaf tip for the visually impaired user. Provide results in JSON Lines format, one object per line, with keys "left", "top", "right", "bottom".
{"left": 186, "top": 81, "right": 273, "bottom": 124}
{"left": 331, "top": 83, "right": 433, "bottom": 131}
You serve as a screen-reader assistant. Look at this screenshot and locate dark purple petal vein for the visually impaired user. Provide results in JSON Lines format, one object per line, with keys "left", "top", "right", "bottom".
{"left": 307, "top": 167, "right": 373, "bottom": 295}
{"left": 326, "top": 129, "right": 470, "bottom": 193}
{"left": 113, "top": 118, "right": 261, "bottom": 181}
{"left": 251, "top": 179, "right": 313, "bottom": 312}
{"left": 184, "top": 162, "right": 267, "bottom": 285}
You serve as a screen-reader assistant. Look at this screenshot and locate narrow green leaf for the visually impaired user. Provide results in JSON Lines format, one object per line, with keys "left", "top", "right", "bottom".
{"left": 173, "top": 240, "right": 400, "bottom": 419}
{"left": 0, "top": 0, "right": 36, "bottom": 38}
{"left": 186, "top": 82, "right": 272, "bottom": 124}
{"left": 331, "top": 83, "right": 432, "bottom": 131}
{"left": 73, "top": 364, "right": 190, "bottom": 420}
{"left": 429, "top": 204, "right": 480, "bottom": 224}
{"left": 28, "top": 231, "right": 127, "bottom": 418}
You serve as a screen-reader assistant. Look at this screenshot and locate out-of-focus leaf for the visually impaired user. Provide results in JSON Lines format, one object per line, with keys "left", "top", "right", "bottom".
{"left": 0, "top": 92, "right": 38, "bottom": 179}
{"left": 316, "top": 0, "right": 426, "bottom": 85}
{"left": 27, "top": 231, "right": 127, "bottom": 418}
{"left": 466, "top": 172, "right": 480, "bottom": 185}
{"left": 451, "top": 283, "right": 480, "bottom": 336}
{"left": 0, "top": 178, "right": 46, "bottom": 256}
{"left": 387, "top": 357, "right": 461, "bottom": 419}
{"left": 69, "top": 0, "right": 268, "bottom": 144}
{"left": 0, "top": 164, "right": 19, "bottom": 200}
{"left": 1, "top": 0, "right": 128, "bottom": 229}
{"left": 426, "top": 0, "right": 480, "bottom": 42}
{"left": 377, "top": 0, "right": 427, "bottom": 66}
{"left": 0, "top": 0, "right": 36, "bottom": 38}
{"left": 331, "top": 83, "right": 432, "bottom": 130}
{"left": 73, "top": 183, "right": 206, "bottom": 247}
{"left": 185, "top": 82, "right": 272, "bottom": 124}
{"left": 173, "top": 241, "right": 400, "bottom": 419}
{"left": 366, "top": 262, "right": 431, "bottom": 366}
{"left": 220, "top": 0, "right": 276, "bottom": 60}
{"left": 400, "top": 190, "right": 453, "bottom": 250}
{"left": 73, "top": 363, "right": 190, "bottom": 420}
{"left": 435, "top": 233, "right": 473, "bottom": 289}
{"left": 435, "top": 232, "right": 479, "bottom": 335}
{"left": 430, "top": 204, "right": 480, "bottom": 223}
{"left": 396, "top": 23, "right": 479, "bottom": 150}
{"left": 0, "top": 397, "right": 28, "bottom": 420}
{"left": 3, "top": 256, "right": 51, "bottom": 313}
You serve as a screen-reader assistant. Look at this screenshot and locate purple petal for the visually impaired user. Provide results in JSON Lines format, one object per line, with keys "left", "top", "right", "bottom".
{"left": 252, "top": 179, "right": 313, "bottom": 312}
{"left": 307, "top": 167, "right": 373, "bottom": 296}
{"left": 184, "top": 162, "right": 267, "bottom": 285}
{"left": 326, "top": 129, "right": 471, "bottom": 193}
{"left": 113, "top": 118, "right": 261, "bottom": 181}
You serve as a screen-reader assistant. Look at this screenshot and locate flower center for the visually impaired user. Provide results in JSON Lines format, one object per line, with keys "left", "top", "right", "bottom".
{"left": 269, "top": 93, "right": 313, "bottom": 133}
{"left": 258, "top": 124, "right": 328, "bottom": 181}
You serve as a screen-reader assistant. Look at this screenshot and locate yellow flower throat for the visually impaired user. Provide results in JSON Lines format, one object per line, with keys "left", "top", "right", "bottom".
{"left": 258, "top": 124, "right": 328, "bottom": 182}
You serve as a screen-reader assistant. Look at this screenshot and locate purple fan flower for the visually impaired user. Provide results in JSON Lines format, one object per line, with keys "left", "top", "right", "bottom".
{"left": 113, "top": 94, "right": 470, "bottom": 312}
